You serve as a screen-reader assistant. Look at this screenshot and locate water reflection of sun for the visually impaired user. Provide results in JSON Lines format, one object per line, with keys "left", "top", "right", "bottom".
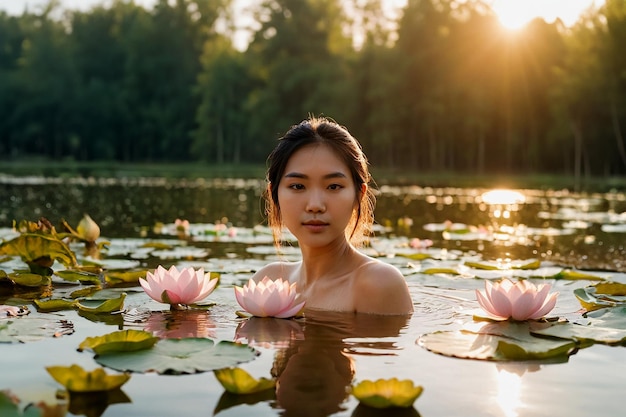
{"left": 495, "top": 368, "right": 523, "bottom": 417}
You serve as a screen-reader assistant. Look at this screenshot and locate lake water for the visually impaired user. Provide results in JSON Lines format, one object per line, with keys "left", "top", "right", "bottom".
{"left": 1, "top": 175, "right": 626, "bottom": 417}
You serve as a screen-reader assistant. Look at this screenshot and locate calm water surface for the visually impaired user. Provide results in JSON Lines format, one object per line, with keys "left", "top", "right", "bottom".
{"left": 1, "top": 176, "right": 626, "bottom": 417}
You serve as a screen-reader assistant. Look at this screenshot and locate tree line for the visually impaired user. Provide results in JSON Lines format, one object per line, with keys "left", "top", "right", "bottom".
{"left": 1, "top": 0, "right": 625, "bottom": 179}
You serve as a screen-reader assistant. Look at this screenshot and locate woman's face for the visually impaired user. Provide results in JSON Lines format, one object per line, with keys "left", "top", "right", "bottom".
{"left": 277, "top": 144, "right": 360, "bottom": 249}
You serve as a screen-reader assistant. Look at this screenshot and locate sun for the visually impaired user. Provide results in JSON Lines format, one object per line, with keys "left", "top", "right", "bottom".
{"left": 490, "top": 0, "right": 601, "bottom": 30}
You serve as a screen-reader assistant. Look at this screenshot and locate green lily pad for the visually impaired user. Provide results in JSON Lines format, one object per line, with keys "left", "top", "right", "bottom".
{"left": 0, "top": 318, "right": 74, "bottom": 343}
{"left": 7, "top": 272, "right": 51, "bottom": 287}
{"left": 532, "top": 307, "right": 626, "bottom": 345}
{"left": 464, "top": 259, "right": 540, "bottom": 270}
{"left": 214, "top": 367, "right": 276, "bottom": 394}
{"left": 33, "top": 298, "right": 78, "bottom": 312}
{"left": 417, "top": 321, "right": 576, "bottom": 362}
{"left": 56, "top": 269, "right": 102, "bottom": 284}
{"left": 78, "top": 329, "right": 159, "bottom": 354}
{"left": 104, "top": 270, "right": 148, "bottom": 285}
{"left": 555, "top": 269, "right": 605, "bottom": 281}
{"left": 75, "top": 293, "right": 126, "bottom": 313}
{"left": 0, "top": 233, "right": 77, "bottom": 268}
{"left": 574, "top": 282, "right": 626, "bottom": 311}
{"left": 46, "top": 364, "right": 130, "bottom": 392}
{"left": 94, "top": 338, "right": 258, "bottom": 375}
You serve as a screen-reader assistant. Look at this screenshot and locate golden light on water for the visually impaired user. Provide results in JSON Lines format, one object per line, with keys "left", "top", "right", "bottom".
{"left": 495, "top": 368, "right": 523, "bottom": 417}
{"left": 481, "top": 189, "right": 526, "bottom": 205}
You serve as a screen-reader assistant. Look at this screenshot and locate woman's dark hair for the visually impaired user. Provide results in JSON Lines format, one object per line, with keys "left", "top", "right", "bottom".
{"left": 265, "top": 116, "right": 375, "bottom": 246}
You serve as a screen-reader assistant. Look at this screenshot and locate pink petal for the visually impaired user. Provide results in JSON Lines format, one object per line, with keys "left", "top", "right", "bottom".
{"left": 476, "top": 289, "right": 502, "bottom": 318}
{"left": 487, "top": 287, "right": 513, "bottom": 318}
{"left": 510, "top": 290, "right": 539, "bottom": 320}
{"left": 275, "top": 301, "right": 305, "bottom": 318}
{"left": 528, "top": 292, "right": 559, "bottom": 319}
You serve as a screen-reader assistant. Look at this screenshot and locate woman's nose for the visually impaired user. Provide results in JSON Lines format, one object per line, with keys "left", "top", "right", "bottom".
{"left": 305, "top": 190, "right": 326, "bottom": 213}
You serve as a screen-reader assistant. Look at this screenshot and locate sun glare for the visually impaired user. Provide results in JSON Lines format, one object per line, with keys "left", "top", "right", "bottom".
{"left": 490, "top": 0, "right": 600, "bottom": 30}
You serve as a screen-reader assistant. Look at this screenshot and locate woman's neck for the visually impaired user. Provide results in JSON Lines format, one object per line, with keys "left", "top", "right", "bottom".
{"left": 298, "top": 239, "right": 358, "bottom": 285}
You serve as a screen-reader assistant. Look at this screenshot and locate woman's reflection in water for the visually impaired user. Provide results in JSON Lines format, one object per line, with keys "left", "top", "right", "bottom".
{"left": 259, "top": 310, "right": 411, "bottom": 417}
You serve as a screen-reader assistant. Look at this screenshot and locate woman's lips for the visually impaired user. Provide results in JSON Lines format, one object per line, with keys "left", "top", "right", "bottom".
{"left": 302, "top": 220, "right": 328, "bottom": 232}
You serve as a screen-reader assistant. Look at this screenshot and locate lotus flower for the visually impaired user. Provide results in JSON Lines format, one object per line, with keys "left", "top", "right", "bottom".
{"left": 140, "top": 265, "right": 218, "bottom": 306}
{"left": 234, "top": 276, "right": 305, "bottom": 318}
{"left": 476, "top": 278, "right": 558, "bottom": 321}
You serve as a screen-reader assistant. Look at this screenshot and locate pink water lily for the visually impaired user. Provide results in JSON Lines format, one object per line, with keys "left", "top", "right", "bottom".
{"left": 235, "top": 276, "right": 305, "bottom": 318}
{"left": 476, "top": 278, "right": 558, "bottom": 321}
{"left": 140, "top": 265, "right": 218, "bottom": 306}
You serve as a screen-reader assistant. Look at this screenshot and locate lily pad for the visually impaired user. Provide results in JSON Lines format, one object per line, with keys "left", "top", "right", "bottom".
{"left": 75, "top": 293, "right": 126, "bottom": 314}
{"left": 46, "top": 364, "right": 130, "bottom": 392}
{"left": 574, "top": 282, "right": 626, "bottom": 311}
{"left": 464, "top": 259, "right": 540, "bottom": 270}
{"left": 56, "top": 269, "right": 101, "bottom": 284}
{"left": 0, "top": 234, "right": 77, "bottom": 268}
{"left": 7, "top": 272, "right": 51, "bottom": 287}
{"left": 532, "top": 307, "right": 626, "bottom": 345}
{"left": 33, "top": 298, "right": 77, "bottom": 312}
{"left": 214, "top": 367, "right": 276, "bottom": 394}
{"left": 94, "top": 338, "right": 258, "bottom": 374}
{"left": 78, "top": 329, "right": 159, "bottom": 354}
{"left": 417, "top": 321, "right": 576, "bottom": 362}
{"left": 0, "top": 318, "right": 74, "bottom": 343}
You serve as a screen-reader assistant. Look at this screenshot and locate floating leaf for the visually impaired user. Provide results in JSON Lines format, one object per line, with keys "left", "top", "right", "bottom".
{"left": 104, "top": 270, "right": 148, "bottom": 285}
{"left": 75, "top": 293, "right": 126, "bottom": 314}
{"left": 532, "top": 307, "right": 626, "bottom": 345}
{"left": 78, "top": 329, "right": 159, "bottom": 354}
{"left": 214, "top": 367, "right": 275, "bottom": 394}
{"left": 46, "top": 364, "right": 130, "bottom": 392}
{"left": 555, "top": 269, "right": 605, "bottom": 281}
{"left": 56, "top": 269, "right": 101, "bottom": 284}
{"left": 94, "top": 338, "right": 258, "bottom": 374}
{"left": 351, "top": 378, "right": 423, "bottom": 408}
{"left": 417, "top": 321, "right": 576, "bottom": 362}
{"left": 574, "top": 282, "right": 626, "bottom": 311}
{"left": 464, "top": 259, "right": 540, "bottom": 270}
{"left": 0, "top": 234, "right": 77, "bottom": 268}
{"left": 0, "top": 318, "right": 74, "bottom": 343}
{"left": 7, "top": 272, "right": 51, "bottom": 287}
{"left": 422, "top": 268, "right": 460, "bottom": 275}
{"left": 33, "top": 298, "right": 77, "bottom": 312}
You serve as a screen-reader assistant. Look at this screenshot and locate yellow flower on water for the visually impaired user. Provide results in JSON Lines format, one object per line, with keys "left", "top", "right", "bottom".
{"left": 46, "top": 364, "right": 130, "bottom": 393}
{"left": 351, "top": 378, "right": 423, "bottom": 408}
{"left": 76, "top": 214, "right": 100, "bottom": 242}
{"left": 214, "top": 367, "right": 276, "bottom": 394}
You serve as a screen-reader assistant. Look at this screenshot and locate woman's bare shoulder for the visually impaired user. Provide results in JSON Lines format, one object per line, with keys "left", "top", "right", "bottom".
{"left": 251, "top": 261, "right": 300, "bottom": 282}
{"left": 353, "top": 258, "right": 413, "bottom": 315}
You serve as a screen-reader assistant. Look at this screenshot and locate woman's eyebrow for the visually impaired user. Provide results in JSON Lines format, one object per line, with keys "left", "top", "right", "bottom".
{"left": 283, "top": 172, "right": 347, "bottom": 179}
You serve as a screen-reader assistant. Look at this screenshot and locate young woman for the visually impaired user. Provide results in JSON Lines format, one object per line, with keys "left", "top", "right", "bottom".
{"left": 252, "top": 116, "right": 413, "bottom": 315}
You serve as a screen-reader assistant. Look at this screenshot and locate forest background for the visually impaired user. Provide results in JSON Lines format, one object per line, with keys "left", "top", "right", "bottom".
{"left": 1, "top": 0, "right": 625, "bottom": 185}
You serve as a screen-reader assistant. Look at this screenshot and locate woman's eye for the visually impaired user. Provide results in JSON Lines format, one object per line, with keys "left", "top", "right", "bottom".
{"left": 328, "top": 184, "right": 344, "bottom": 191}
{"left": 288, "top": 183, "right": 304, "bottom": 190}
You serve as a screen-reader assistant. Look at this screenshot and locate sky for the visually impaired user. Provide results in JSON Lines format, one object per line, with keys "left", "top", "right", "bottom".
{"left": 0, "top": 0, "right": 605, "bottom": 41}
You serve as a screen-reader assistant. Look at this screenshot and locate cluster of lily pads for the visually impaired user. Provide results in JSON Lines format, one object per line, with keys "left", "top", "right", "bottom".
{"left": 0, "top": 216, "right": 425, "bottom": 415}
{"left": 2, "top": 212, "right": 626, "bottom": 416}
